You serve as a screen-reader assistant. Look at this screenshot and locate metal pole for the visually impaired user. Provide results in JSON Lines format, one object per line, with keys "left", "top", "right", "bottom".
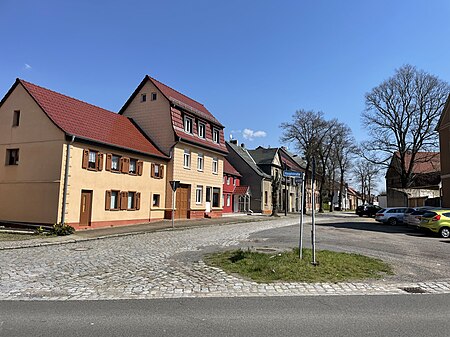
{"left": 172, "top": 188, "right": 175, "bottom": 229}
{"left": 299, "top": 176, "right": 305, "bottom": 259}
{"left": 311, "top": 158, "right": 317, "bottom": 265}
{"left": 284, "top": 175, "right": 288, "bottom": 216}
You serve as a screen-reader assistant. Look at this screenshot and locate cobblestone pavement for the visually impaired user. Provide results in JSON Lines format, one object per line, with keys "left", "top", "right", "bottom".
{"left": 1, "top": 215, "right": 449, "bottom": 300}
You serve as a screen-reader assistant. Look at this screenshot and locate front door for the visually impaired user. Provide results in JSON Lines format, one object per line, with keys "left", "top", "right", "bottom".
{"left": 79, "top": 190, "right": 93, "bottom": 226}
{"left": 175, "top": 185, "right": 189, "bottom": 219}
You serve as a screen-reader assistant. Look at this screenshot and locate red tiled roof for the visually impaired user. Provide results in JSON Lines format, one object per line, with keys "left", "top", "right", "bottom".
{"left": 394, "top": 152, "right": 440, "bottom": 173}
{"left": 18, "top": 79, "right": 167, "bottom": 158}
{"left": 149, "top": 76, "right": 223, "bottom": 127}
{"left": 223, "top": 158, "right": 241, "bottom": 176}
{"left": 233, "top": 185, "right": 249, "bottom": 195}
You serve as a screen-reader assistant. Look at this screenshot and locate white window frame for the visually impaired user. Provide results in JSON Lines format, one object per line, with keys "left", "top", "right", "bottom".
{"left": 213, "top": 128, "right": 220, "bottom": 143}
{"left": 226, "top": 194, "right": 231, "bottom": 207}
{"left": 183, "top": 149, "right": 191, "bottom": 169}
{"left": 198, "top": 122, "right": 206, "bottom": 138}
{"left": 197, "top": 153, "right": 204, "bottom": 171}
{"left": 196, "top": 185, "right": 203, "bottom": 204}
{"left": 212, "top": 157, "right": 218, "bottom": 174}
{"left": 227, "top": 177, "right": 231, "bottom": 185}
{"left": 110, "top": 190, "right": 119, "bottom": 210}
{"left": 184, "top": 116, "right": 193, "bottom": 134}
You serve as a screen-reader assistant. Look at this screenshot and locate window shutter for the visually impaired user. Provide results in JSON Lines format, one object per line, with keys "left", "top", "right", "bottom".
{"left": 97, "top": 153, "right": 104, "bottom": 171}
{"left": 121, "top": 157, "right": 130, "bottom": 173}
{"left": 137, "top": 161, "right": 143, "bottom": 176}
{"left": 82, "top": 149, "right": 89, "bottom": 169}
{"left": 135, "top": 192, "right": 141, "bottom": 210}
{"left": 159, "top": 164, "right": 164, "bottom": 179}
{"left": 105, "top": 190, "right": 111, "bottom": 210}
{"left": 120, "top": 192, "right": 128, "bottom": 210}
{"left": 151, "top": 163, "right": 155, "bottom": 178}
{"left": 105, "top": 153, "right": 112, "bottom": 171}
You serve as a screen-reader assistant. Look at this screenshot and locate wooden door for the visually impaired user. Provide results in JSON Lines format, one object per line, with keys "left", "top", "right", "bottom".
{"left": 79, "top": 190, "right": 93, "bottom": 226}
{"left": 175, "top": 185, "right": 189, "bottom": 219}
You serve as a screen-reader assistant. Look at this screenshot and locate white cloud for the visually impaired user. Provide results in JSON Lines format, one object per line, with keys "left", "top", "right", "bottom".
{"left": 242, "top": 128, "right": 267, "bottom": 140}
{"left": 24, "top": 64, "right": 32, "bottom": 70}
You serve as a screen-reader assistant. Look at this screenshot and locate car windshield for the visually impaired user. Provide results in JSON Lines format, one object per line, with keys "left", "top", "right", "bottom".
{"left": 422, "top": 211, "right": 437, "bottom": 218}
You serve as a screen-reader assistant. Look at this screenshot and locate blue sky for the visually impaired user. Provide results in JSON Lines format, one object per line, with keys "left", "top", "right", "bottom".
{"left": 2, "top": 0, "right": 450, "bottom": 152}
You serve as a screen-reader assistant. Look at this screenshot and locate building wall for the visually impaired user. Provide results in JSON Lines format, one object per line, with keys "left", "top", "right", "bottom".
{"left": 65, "top": 143, "right": 167, "bottom": 229}
{"left": 165, "top": 143, "right": 224, "bottom": 218}
{"left": 121, "top": 80, "right": 174, "bottom": 155}
{"left": 0, "top": 84, "right": 65, "bottom": 224}
{"left": 261, "top": 179, "right": 272, "bottom": 214}
{"left": 439, "top": 123, "right": 450, "bottom": 207}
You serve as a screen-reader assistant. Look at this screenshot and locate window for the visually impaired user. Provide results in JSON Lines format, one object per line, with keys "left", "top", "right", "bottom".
{"left": 88, "top": 150, "right": 97, "bottom": 169}
{"left": 12, "top": 110, "right": 20, "bottom": 127}
{"left": 129, "top": 159, "right": 137, "bottom": 174}
{"left": 151, "top": 163, "right": 164, "bottom": 178}
{"left": 265, "top": 191, "right": 268, "bottom": 205}
{"left": 198, "top": 122, "right": 206, "bottom": 138}
{"left": 184, "top": 116, "right": 193, "bottom": 133}
{"left": 212, "top": 187, "right": 220, "bottom": 207}
{"left": 141, "top": 94, "right": 147, "bottom": 102}
{"left": 111, "top": 155, "right": 120, "bottom": 171}
{"left": 183, "top": 149, "right": 191, "bottom": 168}
{"left": 153, "top": 194, "right": 160, "bottom": 207}
{"left": 206, "top": 187, "right": 212, "bottom": 202}
{"left": 197, "top": 153, "right": 204, "bottom": 171}
{"left": 128, "top": 192, "right": 135, "bottom": 210}
{"left": 213, "top": 128, "right": 220, "bottom": 143}
{"left": 227, "top": 177, "right": 231, "bottom": 185}
{"left": 196, "top": 186, "right": 203, "bottom": 204}
{"left": 154, "top": 164, "right": 160, "bottom": 177}
{"left": 234, "top": 178, "right": 237, "bottom": 186}
{"left": 212, "top": 157, "right": 218, "bottom": 174}
{"left": 6, "top": 149, "right": 19, "bottom": 165}
{"left": 110, "top": 190, "right": 119, "bottom": 210}
{"left": 226, "top": 194, "right": 231, "bottom": 207}
{"left": 151, "top": 92, "right": 157, "bottom": 101}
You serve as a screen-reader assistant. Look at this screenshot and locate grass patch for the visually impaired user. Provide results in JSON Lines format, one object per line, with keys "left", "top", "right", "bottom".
{"left": 204, "top": 248, "right": 393, "bottom": 283}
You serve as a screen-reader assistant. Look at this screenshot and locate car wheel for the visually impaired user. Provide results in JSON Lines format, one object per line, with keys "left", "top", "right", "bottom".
{"left": 439, "top": 227, "right": 450, "bottom": 239}
{"left": 388, "top": 217, "right": 397, "bottom": 226}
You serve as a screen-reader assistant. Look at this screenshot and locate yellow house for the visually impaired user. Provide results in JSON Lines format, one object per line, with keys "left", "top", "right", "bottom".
{"left": 0, "top": 79, "right": 168, "bottom": 229}
{"left": 120, "top": 76, "right": 228, "bottom": 219}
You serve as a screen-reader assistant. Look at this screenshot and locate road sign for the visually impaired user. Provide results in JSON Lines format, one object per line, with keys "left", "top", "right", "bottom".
{"left": 283, "top": 170, "right": 304, "bottom": 178}
{"left": 169, "top": 180, "right": 180, "bottom": 192}
{"left": 295, "top": 176, "right": 303, "bottom": 184}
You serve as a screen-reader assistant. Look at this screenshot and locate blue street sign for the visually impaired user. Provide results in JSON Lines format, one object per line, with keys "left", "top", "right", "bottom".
{"left": 283, "top": 170, "right": 304, "bottom": 178}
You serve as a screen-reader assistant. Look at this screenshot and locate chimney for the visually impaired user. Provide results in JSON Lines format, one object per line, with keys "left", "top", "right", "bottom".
{"left": 240, "top": 143, "right": 245, "bottom": 148}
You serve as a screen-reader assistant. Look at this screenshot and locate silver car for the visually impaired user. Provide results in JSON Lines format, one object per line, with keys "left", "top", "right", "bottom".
{"left": 375, "top": 207, "right": 415, "bottom": 225}
{"left": 404, "top": 207, "right": 441, "bottom": 228}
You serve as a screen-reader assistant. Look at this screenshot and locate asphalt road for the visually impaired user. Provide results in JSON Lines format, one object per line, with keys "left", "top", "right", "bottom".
{"left": 1, "top": 295, "right": 449, "bottom": 337}
{"left": 243, "top": 215, "right": 450, "bottom": 283}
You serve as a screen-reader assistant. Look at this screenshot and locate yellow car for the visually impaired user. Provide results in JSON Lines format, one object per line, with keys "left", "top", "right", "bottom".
{"left": 419, "top": 209, "right": 450, "bottom": 238}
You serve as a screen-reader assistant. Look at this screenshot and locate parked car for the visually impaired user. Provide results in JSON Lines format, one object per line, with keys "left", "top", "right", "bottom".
{"left": 356, "top": 204, "right": 382, "bottom": 217}
{"left": 375, "top": 207, "right": 415, "bottom": 225}
{"left": 419, "top": 209, "right": 450, "bottom": 238}
{"left": 404, "top": 207, "right": 440, "bottom": 229}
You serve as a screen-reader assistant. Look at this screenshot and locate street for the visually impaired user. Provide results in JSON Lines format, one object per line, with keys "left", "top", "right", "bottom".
{"left": 1, "top": 295, "right": 449, "bottom": 337}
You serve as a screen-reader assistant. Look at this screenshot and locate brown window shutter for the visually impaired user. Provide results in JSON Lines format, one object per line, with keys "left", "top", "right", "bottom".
{"left": 120, "top": 192, "right": 128, "bottom": 210}
{"left": 151, "top": 163, "right": 155, "bottom": 178}
{"left": 159, "top": 164, "right": 164, "bottom": 179}
{"left": 105, "top": 153, "right": 112, "bottom": 171}
{"left": 121, "top": 157, "right": 130, "bottom": 173}
{"left": 125, "top": 158, "right": 130, "bottom": 173}
{"left": 137, "top": 161, "right": 143, "bottom": 176}
{"left": 105, "top": 190, "right": 111, "bottom": 210}
{"left": 82, "top": 149, "right": 89, "bottom": 169}
{"left": 97, "top": 153, "right": 104, "bottom": 171}
{"left": 135, "top": 192, "right": 141, "bottom": 210}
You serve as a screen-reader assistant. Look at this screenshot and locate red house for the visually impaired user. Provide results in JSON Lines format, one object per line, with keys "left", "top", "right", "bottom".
{"left": 223, "top": 158, "right": 250, "bottom": 213}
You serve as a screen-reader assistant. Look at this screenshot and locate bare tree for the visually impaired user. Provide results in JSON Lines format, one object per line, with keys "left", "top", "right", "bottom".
{"left": 361, "top": 64, "right": 449, "bottom": 188}
{"left": 280, "top": 110, "right": 330, "bottom": 213}
{"left": 352, "top": 159, "right": 379, "bottom": 204}
{"left": 271, "top": 170, "right": 282, "bottom": 217}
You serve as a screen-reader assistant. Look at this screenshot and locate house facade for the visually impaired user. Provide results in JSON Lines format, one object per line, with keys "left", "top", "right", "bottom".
{"left": 222, "top": 158, "right": 250, "bottom": 214}
{"left": 437, "top": 96, "right": 450, "bottom": 207}
{"left": 0, "top": 79, "right": 168, "bottom": 229}
{"left": 225, "top": 140, "right": 272, "bottom": 214}
{"left": 385, "top": 152, "right": 441, "bottom": 207}
{"left": 120, "top": 76, "right": 227, "bottom": 219}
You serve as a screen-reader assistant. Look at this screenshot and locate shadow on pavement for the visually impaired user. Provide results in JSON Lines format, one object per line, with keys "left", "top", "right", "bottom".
{"left": 317, "top": 220, "right": 426, "bottom": 236}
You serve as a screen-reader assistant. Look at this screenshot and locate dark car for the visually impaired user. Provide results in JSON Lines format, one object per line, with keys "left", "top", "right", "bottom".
{"left": 356, "top": 204, "right": 382, "bottom": 217}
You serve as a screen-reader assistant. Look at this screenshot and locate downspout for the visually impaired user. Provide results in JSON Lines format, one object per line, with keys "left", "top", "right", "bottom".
{"left": 60, "top": 135, "right": 75, "bottom": 225}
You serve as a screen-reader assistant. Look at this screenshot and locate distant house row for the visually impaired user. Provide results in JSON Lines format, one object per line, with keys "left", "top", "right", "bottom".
{"left": 0, "top": 76, "right": 359, "bottom": 230}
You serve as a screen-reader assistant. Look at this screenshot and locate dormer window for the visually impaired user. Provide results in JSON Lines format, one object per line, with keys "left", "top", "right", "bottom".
{"left": 141, "top": 94, "right": 147, "bottom": 102}
{"left": 198, "top": 122, "right": 206, "bottom": 138}
{"left": 184, "top": 116, "right": 193, "bottom": 134}
{"left": 213, "top": 128, "right": 220, "bottom": 144}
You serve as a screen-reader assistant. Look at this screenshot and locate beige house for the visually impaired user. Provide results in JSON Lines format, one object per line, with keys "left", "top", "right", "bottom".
{"left": 437, "top": 95, "right": 450, "bottom": 207}
{"left": 0, "top": 79, "right": 168, "bottom": 229}
{"left": 120, "top": 76, "right": 228, "bottom": 219}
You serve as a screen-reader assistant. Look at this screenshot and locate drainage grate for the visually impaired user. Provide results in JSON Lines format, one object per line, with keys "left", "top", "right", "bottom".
{"left": 401, "top": 287, "right": 427, "bottom": 294}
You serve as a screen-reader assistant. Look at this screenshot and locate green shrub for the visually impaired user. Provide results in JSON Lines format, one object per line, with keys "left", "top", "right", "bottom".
{"left": 51, "top": 223, "right": 75, "bottom": 236}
